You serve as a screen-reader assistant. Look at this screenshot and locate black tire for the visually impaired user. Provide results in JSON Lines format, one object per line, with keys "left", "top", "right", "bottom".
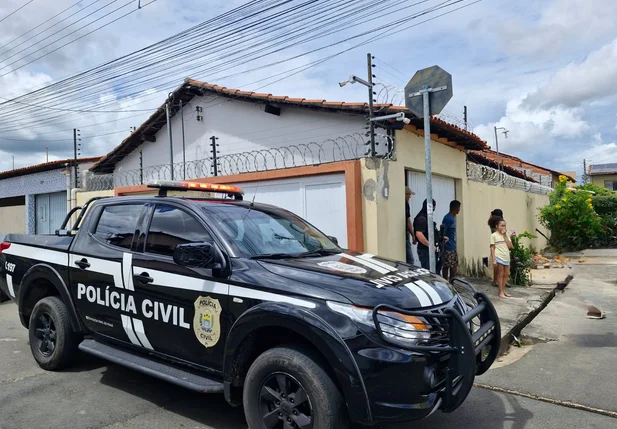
{"left": 243, "top": 345, "right": 349, "bottom": 429}
{"left": 28, "top": 296, "right": 80, "bottom": 371}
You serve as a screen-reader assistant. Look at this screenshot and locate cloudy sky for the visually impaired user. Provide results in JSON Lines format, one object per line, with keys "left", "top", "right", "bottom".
{"left": 0, "top": 0, "right": 615, "bottom": 179}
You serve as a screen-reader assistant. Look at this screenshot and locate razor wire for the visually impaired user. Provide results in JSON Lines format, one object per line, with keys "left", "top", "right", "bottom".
{"left": 467, "top": 162, "right": 553, "bottom": 195}
{"left": 83, "top": 132, "right": 393, "bottom": 191}
{"left": 374, "top": 83, "right": 405, "bottom": 106}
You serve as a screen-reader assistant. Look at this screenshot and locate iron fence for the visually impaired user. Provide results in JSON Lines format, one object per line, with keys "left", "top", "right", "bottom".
{"left": 467, "top": 162, "right": 553, "bottom": 195}
{"left": 84, "top": 132, "right": 394, "bottom": 192}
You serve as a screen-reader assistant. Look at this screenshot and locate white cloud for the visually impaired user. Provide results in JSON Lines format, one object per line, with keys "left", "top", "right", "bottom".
{"left": 493, "top": 0, "right": 617, "bottom": 57}
{"left": 0, "top": 0, "right": 615, "bottom": 180}
{"left": 523, "top": 38, "right": 617, "bottom": 109}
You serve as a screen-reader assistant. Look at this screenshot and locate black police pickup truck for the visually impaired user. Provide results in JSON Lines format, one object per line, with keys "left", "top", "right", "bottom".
{"left": 0, "top": 180, "right": 500, "bottom": 428}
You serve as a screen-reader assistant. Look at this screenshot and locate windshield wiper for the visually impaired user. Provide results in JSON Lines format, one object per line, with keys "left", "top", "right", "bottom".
{"left": 250, "top": 252, "right": 303, "bottom": 260}
{"left": 251, "top": 249, "right": 339, "bottom": 260}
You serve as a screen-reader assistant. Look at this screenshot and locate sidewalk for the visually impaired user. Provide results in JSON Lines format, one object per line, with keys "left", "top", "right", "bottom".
{"left": 545, "top": 248, "right": 617, "bottom": 265}
{"left": 461, "top": 266, "right": 572, "bottom": 354}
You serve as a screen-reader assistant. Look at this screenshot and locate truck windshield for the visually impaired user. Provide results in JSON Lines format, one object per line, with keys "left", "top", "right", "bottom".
{"left": 200, "top": 203, "right": 340, "bottom": 258}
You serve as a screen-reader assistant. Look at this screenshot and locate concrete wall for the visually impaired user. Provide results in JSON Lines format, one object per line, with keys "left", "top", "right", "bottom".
{"left": 361, "top": 129, "right": 467, "bottom": 261}
{"left": 361, "top": 127, "right": 549, "bottom": 277}
{"left": 0, "top": 204, "right": 26, "bottom": 239}
{"left": 114, "top": 96, "right": 384, "bottom": 177}
{"left": 590, "top": 174, "right": 617, "bottom": 189}
{"left": 75, "top": 190, "right": 115, "bottom": 206}
{"left": 459, "top": 180, "right": 549, "bottom": 277}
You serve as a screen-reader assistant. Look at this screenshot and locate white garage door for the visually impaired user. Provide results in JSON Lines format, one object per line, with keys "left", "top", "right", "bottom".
{"left": 407, "top": 171, "right": 456, "bottom": 262}
{"left": 36, "top": 192, "right": 67, "bottom": 235}
{"left": 235, "top": 174, "right": 348, "bottom": 248}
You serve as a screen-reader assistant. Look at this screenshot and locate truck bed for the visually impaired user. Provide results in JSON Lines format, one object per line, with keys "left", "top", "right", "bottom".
{"left": 0, "top": 234, "right": 74, "bottom": 303}
{"left": 4, "top": 234, "right": 74, "bottom": 252}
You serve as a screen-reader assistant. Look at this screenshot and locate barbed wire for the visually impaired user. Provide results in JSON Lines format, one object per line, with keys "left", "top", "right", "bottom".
{"left": 374, "top": 83, "right": 405, "bottom": 106}
{"left": 437, "top": 109, "right": 474, "bottom": 131}
{"left": 84, "top": 132, "right": 395, "bottom": 191}
{"left": 466, "top": 162, "right": 553, "bottom": 195}
{"left": 373, "top": 83, "right": 475, "bottom": 133}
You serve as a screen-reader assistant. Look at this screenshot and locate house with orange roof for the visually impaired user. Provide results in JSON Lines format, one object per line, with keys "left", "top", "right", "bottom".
{"left": 87, "top": 78, "right": 568, "bottom": 276}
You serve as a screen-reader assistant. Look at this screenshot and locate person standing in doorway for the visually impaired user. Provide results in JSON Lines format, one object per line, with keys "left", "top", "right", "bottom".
{"left": 490, "top": 217, "right": 514, "bottom": 298}
{"left": 414, "top": 199, "right": 446, "bottom": 272}
{"left": 405, "top": 186, "right": 417, "bottom": 266}
{"left": 442, "top": 200, "right": 461, "bottom": 282}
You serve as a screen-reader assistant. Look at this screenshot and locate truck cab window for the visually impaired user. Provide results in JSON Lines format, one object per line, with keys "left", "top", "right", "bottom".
{"left": 94, "top": 204, "right": 143, "bottom": 249}
{"left": 145, "top": 205, "right": 212, "bottom": 257}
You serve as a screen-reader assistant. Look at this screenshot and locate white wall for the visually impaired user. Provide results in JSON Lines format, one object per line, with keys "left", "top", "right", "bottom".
{"left": 114, "top": 96, "right": 381, "bottom": 178}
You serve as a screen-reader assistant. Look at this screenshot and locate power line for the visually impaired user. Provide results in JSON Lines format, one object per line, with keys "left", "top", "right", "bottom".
{"left": 0, "top": 0, "right": 157, "bottom": 77}
{"left": 374, "top": 55, "right": 408, "bottom": 81}
{"left": 0, "top": 0, "right": 100, "bottom": 57}
{"left": 0, "top": 0, "right": 480, "bottom": 136}
{"left": 0, "top": 0, "right": 36, "bottom": 26}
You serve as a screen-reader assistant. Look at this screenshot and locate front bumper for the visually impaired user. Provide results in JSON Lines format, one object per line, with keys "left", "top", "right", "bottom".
{"left": 352, "top": 279, "right": 501, "bottom": 424}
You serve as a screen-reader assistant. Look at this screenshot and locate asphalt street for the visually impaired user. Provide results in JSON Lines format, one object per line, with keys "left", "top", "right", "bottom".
{"left": 1, "top": 266, "right": 616, "bottom": 429}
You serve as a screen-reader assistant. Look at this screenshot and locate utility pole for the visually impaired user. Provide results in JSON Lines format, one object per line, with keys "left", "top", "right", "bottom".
{"left": 339, "top": 53, "right": 377, "bottom": 157}
{"left": 166, "top": 94, "right": 174, "bottom": 180}
{"left": 139, "top": 150, "right": 143, "bottom": 185}
{"left": 45, "top": 147, "right": 48, "bottom": 163}
{"left": 210, "top": 136, "right": 219, "bottom": 176}
{"left": 12, "top": 156, "right": 14, "bottom": 170}
{"left": 583, "top": 159, "right": 587, "bottom": 184}
{"left": 367, "top": 53, "right": 376, "bottom": 157}
{"left": 463, "top": 105, "right": 468, "bottom": 130}
{"left": 180, "top": 101, "right": 186, "bottom": 180}
{"left": 73, "top": 128, "right": 78, "bottom": 188}
{"left": 494, "top": 126, "right": 509, "bottom": 171}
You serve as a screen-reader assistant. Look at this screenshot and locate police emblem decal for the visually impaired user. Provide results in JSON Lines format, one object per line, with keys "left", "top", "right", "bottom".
{"left": 193, "top": 296, "right": 222, "bottom": 347}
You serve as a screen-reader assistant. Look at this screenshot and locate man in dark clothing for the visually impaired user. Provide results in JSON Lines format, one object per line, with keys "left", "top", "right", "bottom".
{"left": 442, "top": 200, "right": 461, "bottom": 281}
{"left": 414, "top": 199, "right": 446, "bottom": 273}
{"left": 405, "top": 186, "right": 417, "bottom": 266}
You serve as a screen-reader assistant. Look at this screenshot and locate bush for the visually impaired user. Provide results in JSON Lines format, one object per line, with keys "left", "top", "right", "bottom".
{"left": 539, "top": 176, "right": 603, "bottom": 251}
{"left": 591, "top": 195, "right": 617, "bottom": 216}
{"left": 509, "top": 231, "right": 535, "bottom": 286}
{"left": 576, "top": 183, "right": 614, "bottom": 196}
{"left": 591, "top": 215, "right": 617, "bottom": 248}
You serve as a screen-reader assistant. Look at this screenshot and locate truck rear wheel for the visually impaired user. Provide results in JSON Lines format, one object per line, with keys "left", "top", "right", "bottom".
{"left": 28, "top": 296, "right": 80, "bottom": 371}
{"left": 243, "top": 346, "right": 349, "bottom": 429}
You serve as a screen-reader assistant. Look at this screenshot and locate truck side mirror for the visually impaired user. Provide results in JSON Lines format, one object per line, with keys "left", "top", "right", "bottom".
{"left": 328, "top": 236, "right": 339, "bottom": 245}
{"left": 173, "top": 242, "right": 216, "bottom": 268}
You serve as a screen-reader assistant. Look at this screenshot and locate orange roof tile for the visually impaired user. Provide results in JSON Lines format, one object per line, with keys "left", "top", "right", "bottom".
{"left": 0, "top": 156, "right": 102, "bottom": 180}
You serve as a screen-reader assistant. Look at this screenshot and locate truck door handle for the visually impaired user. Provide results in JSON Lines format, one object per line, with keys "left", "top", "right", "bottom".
{"left": 74, "top": 258, "right": 90, "bottom": 269}
{"left": 134, "top": 272, "right": 154, "bottom": 284}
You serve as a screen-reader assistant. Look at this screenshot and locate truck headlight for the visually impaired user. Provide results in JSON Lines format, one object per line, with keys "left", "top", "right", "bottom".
{"left": 327, "top": 302, "right": 431, "bottom": 347}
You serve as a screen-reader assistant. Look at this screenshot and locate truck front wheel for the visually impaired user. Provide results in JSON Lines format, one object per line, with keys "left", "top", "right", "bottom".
{"left": 243, "top": 346, "right": 349, "bottom": 429}
{"left": 28, "top": 296, "right": 80, "bottom": 371}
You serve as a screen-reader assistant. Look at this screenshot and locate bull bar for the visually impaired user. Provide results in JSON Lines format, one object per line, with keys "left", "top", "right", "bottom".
{"left": 372, "top": 278, "right": 501, "bottom": 413}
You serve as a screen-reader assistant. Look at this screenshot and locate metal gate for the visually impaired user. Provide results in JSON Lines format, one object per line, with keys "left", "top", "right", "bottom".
{"left": 35, "top": 192, "right": 67, "bottom": 235}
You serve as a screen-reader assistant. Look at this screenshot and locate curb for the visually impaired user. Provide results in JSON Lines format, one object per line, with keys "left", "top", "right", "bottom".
{"left": 498, "top": 274, "right": 573, "bottom": 356}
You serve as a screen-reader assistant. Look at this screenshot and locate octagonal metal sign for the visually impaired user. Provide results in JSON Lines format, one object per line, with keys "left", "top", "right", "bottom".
{"left": 404, "top": 65, "right": 453, "bottom": 118}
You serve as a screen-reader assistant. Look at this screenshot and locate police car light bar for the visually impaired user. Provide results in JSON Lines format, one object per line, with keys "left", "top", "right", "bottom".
{"left": 147, "top": 180, "right": 244, "bottom": 199}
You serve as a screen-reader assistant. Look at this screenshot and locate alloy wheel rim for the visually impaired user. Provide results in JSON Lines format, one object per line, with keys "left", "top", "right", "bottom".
{"left": 34, "top": 312, "right": 57, "bottom": 357}
{"left": 259, "top": 372, "right": 313, "bottom": 429}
